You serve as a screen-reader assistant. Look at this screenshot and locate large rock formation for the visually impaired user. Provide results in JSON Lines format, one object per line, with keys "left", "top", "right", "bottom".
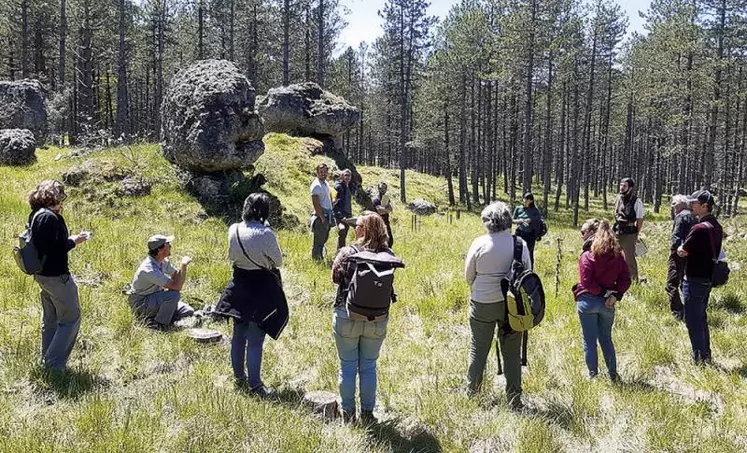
{"left": 0, "top": 128, "right": 36, "bottom": 165}
{"left": 161, "top": 60, "right": 265, "bottom": 173}
{"left": 258, "top": 82, "right": 360, "bottom": 149}
{"left": 0, "top": 79, "right": 47, "bottom": 144}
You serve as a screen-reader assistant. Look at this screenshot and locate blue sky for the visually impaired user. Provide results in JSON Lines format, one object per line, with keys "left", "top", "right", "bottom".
{"left": 337, "top": 0, "right": 650, "bottom": 53}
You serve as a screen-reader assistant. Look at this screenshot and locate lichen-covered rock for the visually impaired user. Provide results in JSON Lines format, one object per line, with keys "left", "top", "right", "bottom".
{"left": 61, "top": 159, "right": 132, "bottom": 186}
{"left": 117, "top": 177, "right": 152, "bottom": 197}
{"left": 258, "top": 82, "right": 360, "bottom": 149}
{"left": 407, "top": 198, "right": 437, "bottom": 216}
{"left": 0, "top": 128, "right": 36, "bottom": 165}
{"left": 0, "top": 79, "right": 47, "bottom": 144}
{"left": 161, "top": 60, "right": 265, "bottom": 173}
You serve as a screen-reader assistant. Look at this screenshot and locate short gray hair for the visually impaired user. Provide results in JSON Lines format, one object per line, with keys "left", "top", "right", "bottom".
{"left": 481, "top": 201, "right": 512, "bottom": 233}
{"left": 671, "top": 194, "right": 689, "bottom": 207}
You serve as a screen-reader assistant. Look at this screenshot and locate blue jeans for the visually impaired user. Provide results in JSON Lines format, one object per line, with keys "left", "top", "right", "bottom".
{"left": 683, "top": 278, "right": 712, "bottom": 362}
{"left": 231, "top": 319, "right": 266, "bottom": 388}
{"left": 577, "top": 294, "right": 617, "bottom": 376}
{"left": 332, "top": 308, "right": 387, "bottom": 412}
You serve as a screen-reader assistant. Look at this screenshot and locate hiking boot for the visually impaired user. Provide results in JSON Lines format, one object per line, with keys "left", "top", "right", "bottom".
{"left": 341, "top": 409, "right": 356, "bottom": 424}
{"left": 249, "top": 385, "right": 275, "bottom": 399}
{"left": 359, "top": 410, "right": 377, "bottom": 425}
{"left": 508, "top": 396, "right": 524, "bottom": 412}
{"left": 588, "top": 371, "right": 598, "bottom": 381}
{"left": 609, "top": 373, "right": 621, "bottom": 384}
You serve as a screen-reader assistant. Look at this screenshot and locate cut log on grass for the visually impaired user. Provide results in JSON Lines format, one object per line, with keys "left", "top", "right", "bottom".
{"left": 302, "top": 390, "right": 339, "bottom": 420}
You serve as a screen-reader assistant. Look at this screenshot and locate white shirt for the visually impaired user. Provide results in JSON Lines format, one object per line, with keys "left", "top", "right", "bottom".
{"left": 464, "top": 231, "right": 532, "bottom": 303}
{"left": 228, "top": 221, "right": 283, "bottom": 271}
{"left": 310, "top": 178, "right": 333, "bottom": 211}
{"left": 634, "top": 198, "right": 644, "bottom": 219}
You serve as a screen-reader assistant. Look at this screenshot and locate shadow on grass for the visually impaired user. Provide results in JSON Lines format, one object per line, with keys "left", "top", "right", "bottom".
{"left": 30, "top": 366, "right": 109, "bottom": 401}
{"left": 521, "top": 399, "right": 575, "bottom": 432}
{"left": 364, "top": 417, "right": 443, "bottom": 453}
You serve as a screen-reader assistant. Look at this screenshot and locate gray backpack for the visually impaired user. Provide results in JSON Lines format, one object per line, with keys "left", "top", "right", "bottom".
{"left": 345, "top": 246, "right": 405, "bottom": 320}
{"left": 13, "top": 209, "right": 48, "bottom": 275}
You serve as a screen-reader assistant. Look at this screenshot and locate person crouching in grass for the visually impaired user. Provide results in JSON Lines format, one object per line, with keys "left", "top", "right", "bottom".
{"left": 573, "top": 219, "right": 631, "bottom": 382}
{"left": 215, "top": 193, "right": 287, "bottom": 397}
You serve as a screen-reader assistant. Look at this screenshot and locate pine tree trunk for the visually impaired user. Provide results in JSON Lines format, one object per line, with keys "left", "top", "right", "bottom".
{"left": 115, "top": 0, "right": 129, "bottom": 139}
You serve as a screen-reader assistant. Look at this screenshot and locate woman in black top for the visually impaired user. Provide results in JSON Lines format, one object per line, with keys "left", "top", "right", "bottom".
{"left": 512, "top": 192, "right": 542, "bottom": 267}
{"left": 28, "top": 180, "right": 89, "bottom": 370}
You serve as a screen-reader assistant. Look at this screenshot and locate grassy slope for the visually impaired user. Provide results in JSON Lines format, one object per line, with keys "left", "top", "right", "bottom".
{"left": 0, "top": 135, "right": 746, "bottom": 452}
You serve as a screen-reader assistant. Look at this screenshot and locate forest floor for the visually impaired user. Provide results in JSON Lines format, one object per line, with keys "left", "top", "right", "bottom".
{"left": 1, "top": 135, "right": 746, "bottom": 452}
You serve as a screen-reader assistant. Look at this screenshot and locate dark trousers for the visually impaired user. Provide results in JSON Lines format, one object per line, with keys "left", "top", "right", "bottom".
{"left": 665, "top": 252, "right": 686, "bottom": 317}
{"left": 337, "top": 223, "right": 351, "bottom": 251}
{"left": 683, "top": 278, "right": 712, "bottom": 363}
{"left": 384, "top": 219, "right": 394, "bottom": 248}
{"left": 515, "top": 230, "right": 536, "bottom": 269}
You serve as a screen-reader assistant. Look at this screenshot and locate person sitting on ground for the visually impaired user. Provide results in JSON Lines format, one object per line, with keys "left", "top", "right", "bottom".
{"left": 27, "top": 180, "right": 91, "bottom": 371}
{"left": 573, "top": 219, "right": 631, "bottom": 382}
{"left": 667, "top": 195, "right": 695, "bottom": 321}
{"left": 333, "top": 168, "right": 357, "bottom": 251}
{"left": 372, "top": 181, "right": 394, "bottom": 247}
{"left": 310, "top": 163, "right": 334, "bottom": 261}
{"left": 215, "top": 193, "right": 287, "bottom": 397}
{"left": 581, "top": 218, "right": 600, "bottom": 253}
{"left": 331, "top": 211, "right": 398, "bottom": 424}
{"left": 465, "top": 201, "right": 531, "bottom": 410}
{"left": 512, "top": 192, "right": 541, "bottom": 268}
{"left": 128, "top": 235, "right": 195, "bottom": 330}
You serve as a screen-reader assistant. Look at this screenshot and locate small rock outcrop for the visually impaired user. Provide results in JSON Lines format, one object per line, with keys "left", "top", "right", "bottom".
{"left": 0, "top": 128, "right": 36, "bottom": 165}
{"left": 407, "top": 198, "right": 437, "bottom": 216}
{"left": 258, "top": 82, "right": 360, "bottom": 150}
{"left": 161, "top": 59, "right": 265, "bottom": 173}
{"left": 0, "top": 79, "right": 47, "bottom": 144}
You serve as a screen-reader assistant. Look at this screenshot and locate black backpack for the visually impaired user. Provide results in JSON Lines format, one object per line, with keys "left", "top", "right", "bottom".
{"left": 13, "top": 209, "right": 48, "bottom": 275}
{"left": 498, "top": 236, "right": 546, "bottom": 370}
{"left": 345, "top": 246, "right": 405, "bottom": 321}
{"left": 537, "top": 218, "right": 548, "bottom": 241}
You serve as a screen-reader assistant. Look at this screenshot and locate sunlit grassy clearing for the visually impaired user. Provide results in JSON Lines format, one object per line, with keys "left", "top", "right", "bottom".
{"left": 0, "top": 139, "right": 745, "bottom": 452}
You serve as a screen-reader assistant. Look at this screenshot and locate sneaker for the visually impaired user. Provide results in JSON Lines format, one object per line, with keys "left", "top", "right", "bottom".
{"left": 588, "top": 371, "right": 598, "bottom": 380}
{"left": 249, "top": 385, "right": 275, "bottom": 399}
{"left": 359, "top": 410, "right": 377, "bottom": 425}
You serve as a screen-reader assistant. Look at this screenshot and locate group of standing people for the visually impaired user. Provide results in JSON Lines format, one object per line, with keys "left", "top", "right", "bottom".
{"left": 309, "top": 163, "right": 394, "bottom": 261}
{"left": 22, "top": 170, "right": 726, "bottom": 422}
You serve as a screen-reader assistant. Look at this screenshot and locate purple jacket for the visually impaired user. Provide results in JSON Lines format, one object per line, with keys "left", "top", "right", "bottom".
{"left": 573, "top": 250, "right": 632, "bottom": 301}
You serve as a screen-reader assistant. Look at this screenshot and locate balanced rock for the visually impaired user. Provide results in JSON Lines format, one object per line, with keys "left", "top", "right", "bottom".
{"left": 0, "top": 128, "right": 36, "bottom": 165}
{"left": 161, "top": 60, "right": 265, "bottom": 173}
{"left": 407, "top": 198, "right": 437, "bottom": 216}
{"left": 0, "top": 79, "right": 47, "bottom": 144}
{"left": 258, "top": 82, "right": 360, "bottom": 149}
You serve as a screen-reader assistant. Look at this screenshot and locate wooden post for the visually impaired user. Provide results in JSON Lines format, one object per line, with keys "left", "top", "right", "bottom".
{"left": 555, "top": 237, "right": 563, "bottom": 298}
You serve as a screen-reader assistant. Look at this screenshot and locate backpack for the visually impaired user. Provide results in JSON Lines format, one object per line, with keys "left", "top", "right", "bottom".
{"left": 537, "top": 218, "right": 548, "bottom": 241}
{"left": 498, "top": 236, "right": 546, "bottom": 368}
{"left": 704, "top": 222, "right": 729, "bottom": 288}
{"left": 13, "top": 209, "right": 48, "bottom": 275}
{"left": 345, "top": 245, "right": 405, "bottom": 321}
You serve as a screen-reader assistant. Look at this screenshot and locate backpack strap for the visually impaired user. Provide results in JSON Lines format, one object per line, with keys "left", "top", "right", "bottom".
{"left": 512, "top": 235, "right": 525, "bottom": 275}
{"left": 233, "top": 223, "right": 268, "bottom": 270}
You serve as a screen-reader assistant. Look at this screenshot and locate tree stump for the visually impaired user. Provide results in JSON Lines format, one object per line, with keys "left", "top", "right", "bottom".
{"left": 302, "top": 391, "right": 339, "bottom": 420}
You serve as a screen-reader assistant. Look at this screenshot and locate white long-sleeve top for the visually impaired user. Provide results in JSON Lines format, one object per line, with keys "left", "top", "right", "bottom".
{"left": 228, "top": 221, "right": 283, "bottom": 270}
{"left": 464, "top": 230, "right": 531, "bottom": 303}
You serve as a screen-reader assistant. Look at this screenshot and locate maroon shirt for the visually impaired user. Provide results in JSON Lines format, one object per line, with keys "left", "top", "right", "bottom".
{"left": 573, "top": 250, "right": 632, "bottom": 300}
{"left": 682, "top": 215, "right": 723, "bottom": 280}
